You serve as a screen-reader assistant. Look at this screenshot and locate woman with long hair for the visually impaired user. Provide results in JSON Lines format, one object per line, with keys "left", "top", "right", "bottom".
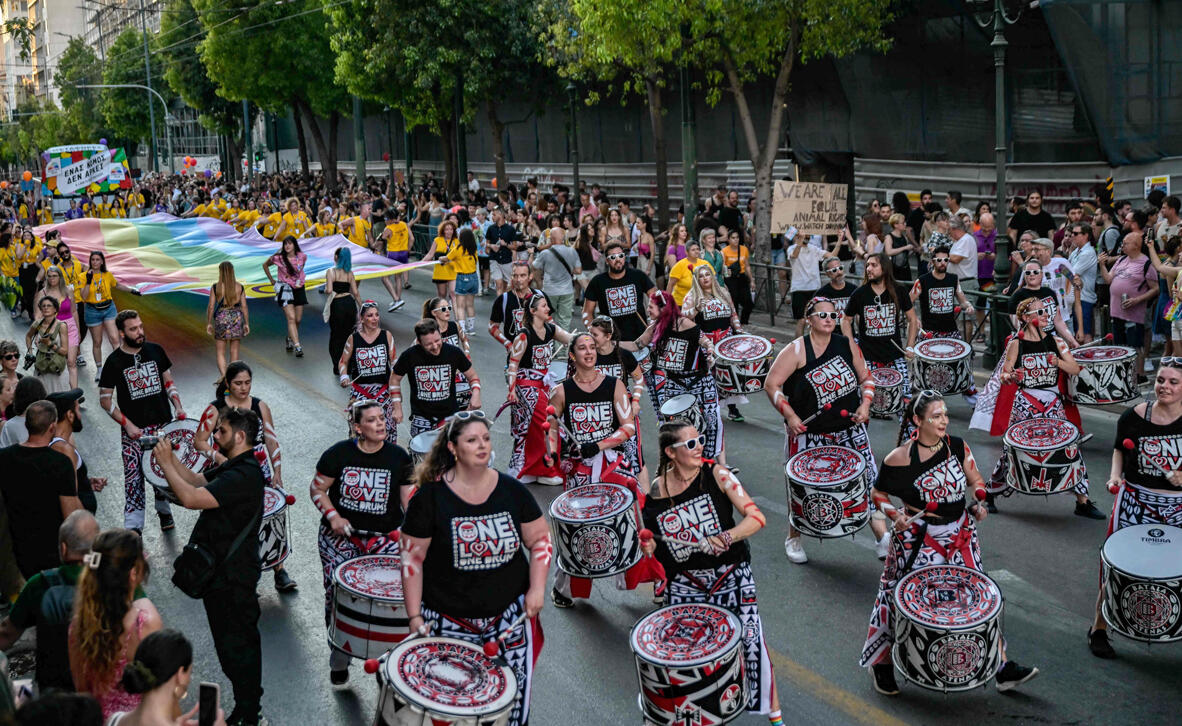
{"left": 589, "top": 316, "right": 648, "bottom": 488}
{"left": 14, "top": 229, "right": 40, "bottom": 322}
{"left": 635, "top": 216, "right": 655, "bottom": 277}
{"left": 884, "top": 213, "right": 916, "bottom": 282}
{"left": 506, "top": 293, "right": 574, "bottom": 483}
{"left": 337, "top": 300, "right": 398, "bottom": 444}
{"left": 69, "top": 529, "right": 162, "bottom": 720}
{"left": 662, "top": 223, "right": 690, "bottom": 277}
{"left": 401, "top": 412, "right": 549, "bottom": 726}
{"left": 640, "top": 420, "right": 780, "bottom": 722}
{"left": 447, "top": 227, "right": 480, "bottom": 334}
{"left": 605, "top": 208, "right": 629, "bottom": 250}
{"left": 574, "top": 222, "right": 598, "bottom": 302}
{"left": 262, "top": 236, "right": 308, "bottom": 357}
{"left": 326, "top": 246, "right": 359, "bottom": 375}
{"left": 423, "top": 220, "right": 458, "bottom": 308}
{"left": 103, "top": 629, "right": 225, "bottom": 726}
{"left": 862, "top": 213, "right": 884, "bottom": 258}
{"left": 41, "top": 265, "right": 80, "bottom": 389}
{"left": 204, "top": 262, "right": 248, "bottom": 378}
{"left": 81, "top": 251, "right": 127, "bottom": 381}
{"left": 25, "top": 295, "right": 69, "bottom": 393}
{"left": 423, "top": 296, "right": 473, "bottom": 409}
{"left": 682, "top": 263, "right": 745, "bottom": 420}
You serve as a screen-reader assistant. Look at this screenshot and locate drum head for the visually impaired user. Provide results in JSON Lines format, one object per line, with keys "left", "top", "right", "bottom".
{"left": 383, "top": 637, "right": 517, "bottom": 717}
{"left": 785, "top": 446, "right": 866, "bottom": 488}
{"left": 262, "top": 487, "right": 286, "bottom": 518}
{"left": 1003, "top": 417, "right": 1079, "bottom": 451}
{"left": 915, "top": 338, "right": 971, "bottom": 361}
{"left": 630, "top": 603, "right": 741, "bottom": 667}
{"left": 333, "top": 555, "right": 403, "bottom": 603}
{"left": 1102, "top": 525, "right": 1182, "bottom": 580}
{"left": 715, "top": 334, "right": 772, "bottom": 363}
{"left": 410, "top": 429, "right": 441, "bottom": 456}
{"left": 549, "top": 361, "right": 568, "bottom": 381}
{"left": 140, "top": 419, "right": 210, "bottom": 490}
{"left": 549, "top": 482, "right": 634, "bottom": 523}
{"left": 895, "top": 565, "right": 1003, "bottom": 629}
{"left": 871, "top": 367, "right": 903, "bottom": 387}
{"left": 659, "top": 393, "right": 698, "bottom": 417}
{"left": 1075, "top": 345, "right": 1136, "bottom": 363}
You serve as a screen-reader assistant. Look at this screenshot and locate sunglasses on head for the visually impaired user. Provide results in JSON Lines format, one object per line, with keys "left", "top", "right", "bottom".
{"left": 360, "top": 300, "right": 379, "bottom": 310}
{"left": 1159, "top": 356, "right": 1182, "bottom": 369}
{"left": 810, "top": 311, "right": 841, "bottom": 320}
{"left": 670, "top": 434, "right": 706, "bottom": 451}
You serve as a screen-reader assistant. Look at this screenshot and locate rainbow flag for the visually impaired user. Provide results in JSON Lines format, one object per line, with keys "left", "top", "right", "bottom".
{"left": 33, "top": 213, "right": 436, "bottom": 297}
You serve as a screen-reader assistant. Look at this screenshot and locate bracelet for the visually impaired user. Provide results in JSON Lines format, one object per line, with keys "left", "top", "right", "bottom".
{"left": 118, "top": 414, "right": 127, "bottom": 427}
{"left": 719, "top": 530, "right": 733, "bottom": 550}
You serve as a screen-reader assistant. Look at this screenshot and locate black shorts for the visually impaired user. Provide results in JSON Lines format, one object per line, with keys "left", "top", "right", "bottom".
{"left": 479, "top": 256, "right": 491, "bottom": 271}
{"left": 791, "top": 290, "right": 817, "bottom": 319}
{"left": 278, "top": 284, "right": 308, "bottom": 307}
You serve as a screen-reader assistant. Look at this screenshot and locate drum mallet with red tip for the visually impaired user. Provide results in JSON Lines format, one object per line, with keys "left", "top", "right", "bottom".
{"left": 482, "top": 612, "right": 530, "bottom": 657}
{"left": 899, "top": 501, "right": 939, "bottom": 528}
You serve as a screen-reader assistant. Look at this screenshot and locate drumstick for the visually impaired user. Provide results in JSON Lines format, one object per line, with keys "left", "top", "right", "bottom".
{"left": 1072, "top": 333, "right": 1115, "bottom": 351}
{"left": 545, "top": 405, "right": 578, "bottom": 441}
{"left": 897, "top": 501, "right": 939, "bottom": 528}
{"left": 798, "top": 403, "right": 832, "bottom": 427}
{"left": 493, "top": 399, "right": 513, "bottom": 420}
{"left": 362, "top": 619, "right": 440, "bottom": 674}
{"left": 891, "top": 340, "right": 912, "bottom": 356}
{"left": 482, "top": 612, "right": 530, "bottom": 657}
{"left": 800, "top": 407, "right": 849, "bottom": 433}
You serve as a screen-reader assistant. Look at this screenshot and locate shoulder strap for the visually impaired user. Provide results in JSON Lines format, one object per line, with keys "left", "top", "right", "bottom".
{"left": 548, "top": 247, "right": 575, "bottom": 278}
{"left": 223, "top": 495, "right": 263, "bottom": 567}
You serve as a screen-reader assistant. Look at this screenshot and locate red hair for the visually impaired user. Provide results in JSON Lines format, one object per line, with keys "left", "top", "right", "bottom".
{"left": 649, "top": 290, "right": 679, "bottom": 349}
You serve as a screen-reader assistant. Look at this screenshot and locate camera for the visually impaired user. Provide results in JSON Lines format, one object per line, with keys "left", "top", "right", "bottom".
{"left": 138, "top": 436, "right": 160, "bottom": 451}
{"left": 21, "top": 353, "right": 35, "bottom": 370}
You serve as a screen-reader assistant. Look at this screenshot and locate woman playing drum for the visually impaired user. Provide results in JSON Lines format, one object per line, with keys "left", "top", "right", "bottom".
{"left": 194, "top": 361, "right": 297, "bottom": 593}
{"left": 401, "top": 412, "right": 551, "bottom": 726}
{"left": 764, "top": 296, "right": 889, "bottom": 564}
{"left": 423, "top": 296, "right": 473, "bottom": 409}
{"left": 1089, "top": 359, "right": 1182, "bottom": 658}
{"left": 861, "top": 391, "right": 1038, "bottom": 696}
{"left": 337, "top": 300, "right": 399, "bottom": 445}
{"left": 682, "top": 264, "right": 747, "bottom": 422}
{"left": 506, "top": 293, "right": 573, "bottom": 484}
{"left": 973, "top": 296, "right": 1104, "bottom": 518}
{"left": 589, "top": 316, "right": 648, "bottom": 489}
{"left": 640, "top": 420, "right": 782, "bottom": 725}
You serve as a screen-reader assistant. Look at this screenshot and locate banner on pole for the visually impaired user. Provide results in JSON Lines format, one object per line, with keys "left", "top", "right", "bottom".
{"left": 771, "top": 181, "right": 849, "bottom": 235}
{"left": 40, "top": 144, "right": 130, "bottom": 196}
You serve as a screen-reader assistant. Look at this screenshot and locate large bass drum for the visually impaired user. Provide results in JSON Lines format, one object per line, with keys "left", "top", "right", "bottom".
{"left": 1069, "top": 345, "right": 1139, "bottom": 406}
{"left": 1100, "top": 523, "right": 1182, "bottom": 642}
{"left": 141, "top": 419, "right": 211, "bottom": 505}
{"left": 1003, "top": 418, "right": 1084, "bottom": 495}
{"left": 329, "top": 555, "right": 409, "bottom": 659}
{"left": 911, "top": 338, "right": 972, "bottom": 395}
{"left": 784, "top": 445, "right": 870, "bottom": 538}
{"left": 258, "top": 487, "right": 291, "bottom": 571}
{"left": 375, "top": 636, "right": 518, "bottom": 726}
{"left": 712, "top": 334, "right": 774, "bottom": 397}
{"left": 549, "top": 482, "right": 641, "bottom": 578}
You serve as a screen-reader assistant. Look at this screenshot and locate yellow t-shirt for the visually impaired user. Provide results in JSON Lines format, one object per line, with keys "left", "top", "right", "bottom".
{"left": 0, "top": 248, "right": 16, "bottom": 277}
{"left": 222, "top": 207, "right": 240, "bottom": 223}
{"left": 283, "top": 211, "right": 311, "bottom": 238}
{"left": 233, "top": 210, "right": 260, "bottom": 232}
{"left": 129, "top": 192, "right": 145, "bottom": 210}
{"left": 18, "top": 204, "right": 28, "bottom": 221}
{"left": 314, "top": 222, "right": 338, "bottom": 237}
{"left": 385, "top": 222, "right": 409, "bottom": 253}
{"left": 111, "top": 199, "right": 126, "bottom": 218}
{"left": 432, "top": 237, "right": 457, "bottom": 281}
{"left": 82, "top": 270, "right": 117, "bottom": 304}
{"left": 204, "top": 199, "right": 227, "bottom": 218}
{"left": 346, "top": 217, "right": 371, "bottom": 249}
{"left": 58, "top": 257, "right": 85, "bottom": 301}
{"left": 260, "top": 213, "right": 282, "bottom": 240}
{"left": 668, "top": 257, "right": 711, "bottom": 305}
{"left": 446, "top": 244, "right": 478, "bottom": 275}
{"left": 18, "top": 239, "right": 41, "bottom": 266}
{"left": 38, "top": 207, "right": 53, "bottom": 225}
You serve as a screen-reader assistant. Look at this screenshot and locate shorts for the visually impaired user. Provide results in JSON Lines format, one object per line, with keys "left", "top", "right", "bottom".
{"left": 770, "top": 248, "right": 787, "bottom": 266}
{"left": 386, "top": 250, "right": 409, "bottom": 263}
{"left": 1080, "top": 301, "right": 1095, "bottom": 335}
{"left": 478, "top": 256, "right": 491, "bottom": 272}
{"left": 84, "top": 301, "right": 116, "bottom": 326}
{"left": 278, "top": 284, "right": 308, "bottom": 308}
{"left": 490, "top": 262, "right": 515, "bottom": 282}
{"left": 791, "top": 289, "right": 817, "bottom": 319}
{"left": 1113, "top": 319, "right": 1146, "bottom": 349}
{"left": 456, "top": 272, "right": 480, "bottom": 296}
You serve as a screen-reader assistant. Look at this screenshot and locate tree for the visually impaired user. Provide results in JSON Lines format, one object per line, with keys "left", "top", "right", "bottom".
{"left": 99, "top": 28, "right": 173, "bottom": 163}
{"left": 54, "top": 37, "right": 107, "bottom": 144}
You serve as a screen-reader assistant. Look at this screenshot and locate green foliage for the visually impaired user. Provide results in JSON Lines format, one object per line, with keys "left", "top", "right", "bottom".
{"left": 158, "top": 0, "right": 239, "bottom": 136}
{"left": 99, "top": 28, "right": 173, "bottom": 148}
{"left": 54, "top": 38, "right": 107, "bottom": 143}
{"left": 2, "top": 18, "right": 32, "bottom": 62}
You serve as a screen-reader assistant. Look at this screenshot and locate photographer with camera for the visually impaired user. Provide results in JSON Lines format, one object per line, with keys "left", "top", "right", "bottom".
{"left": 98, "top": 311, "right": 187, "bottom": 534}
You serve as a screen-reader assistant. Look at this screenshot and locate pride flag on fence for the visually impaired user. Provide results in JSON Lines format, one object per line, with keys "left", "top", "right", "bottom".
{"left": 33, "top": 213, "right": 435, "bottom": 297}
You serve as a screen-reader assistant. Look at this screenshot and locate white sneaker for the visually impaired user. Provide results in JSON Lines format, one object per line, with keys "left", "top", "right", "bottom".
{"left": 388, "top": 299, "right": 405, "bottom": 312}
{"left": 1144, "top": 359, "right": 1155, "bottom": 373}
{"left": 537, "top": 476, "right": 563, "bottom": 486}
{"left": 875, "top": 532, "right": 891, "bottom": 560}
{"left": 784, "top": 536, "right": 808, "bottom": 564}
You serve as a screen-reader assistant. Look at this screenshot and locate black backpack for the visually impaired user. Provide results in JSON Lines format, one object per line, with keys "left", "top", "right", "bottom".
{"left": 34, "top": 569, "right": 76, "bottom": 692}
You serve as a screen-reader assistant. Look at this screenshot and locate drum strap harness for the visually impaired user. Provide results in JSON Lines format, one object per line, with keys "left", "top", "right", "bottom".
{"left": 899, "top": 513, "right": 973, "bottom": 574}
{"left": 678, "top": 564, "right": 739, "bottom": 597}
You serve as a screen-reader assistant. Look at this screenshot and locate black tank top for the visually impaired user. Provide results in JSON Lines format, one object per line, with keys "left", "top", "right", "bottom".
{"left": 594, "top": 348, "right": 638, "bottom": 381}
{"left": 784, "top": 334, "right": 861, "bottom": 433}
{"left": 211, "top": 396, "right": 265, "bottom": 448}
{"left": 521, "top": 323, "right": 555, "bottom": 371}
{"left": 349, "top": 329, "right": 392, "bottom": 385}
{"left": 332, "top": 279, "right": 350, "bottom": 293}
{"left": 1016, "top": 333, "right": 1061, "bottom": 390}
{"left": 641, "top": 462, "right": 748, "bottom": 575}
{"left": 561, "top": 375, "right": 619, "bottom": 446}
{"left": 874, "top": 437, "right": 970, "bottom": 523}
{"left": 657, "top": 324, "right": 705, "bottom": 376}
{"left": 694, "top": 298, "right": 732, "bottom": 334}
{"left": 441, "top": 320, "right": 463, "bottom": 351}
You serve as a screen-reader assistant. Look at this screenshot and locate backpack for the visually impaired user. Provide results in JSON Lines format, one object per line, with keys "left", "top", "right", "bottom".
{"left": 34, "top": 569, "right": 76, "bottom": 692}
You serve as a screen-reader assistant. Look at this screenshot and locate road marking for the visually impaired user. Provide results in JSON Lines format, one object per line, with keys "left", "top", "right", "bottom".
{"left": 766, "top": 647, "right": 910, "bottom": 726}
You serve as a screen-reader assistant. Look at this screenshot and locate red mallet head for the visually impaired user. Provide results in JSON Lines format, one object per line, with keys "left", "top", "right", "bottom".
{"left": 638, "top": 528, "right": 654, "bottom": 542}
{"left": 1107, "top": 480, "right": 1120, "bottom": 494}
{"left": 482, "top": 640, "right": 500, "bottom": 657}
{"left": 541, "top": 421, "right": 551, "bottom": 431}
{"left": 363, "top": 659, "right": 380, "bottom": 674}
{"left": 925, "top": 501, "right": 939, "bottom": 512}
{"left": 840, "top": 409, "right": 849, "bottom": 418}
{"left": 974, "top": 488, "right": 987, "bottom": 501}
{"left": 545, "top": 405, "right": 556, "bottom": 416}
{"left": 953, "top": 306, "right": 962, "bottom": 314}
{"left": 1122, "top": 438, "right": 1136, "bottom": 451}
{"left": 1104, "top": 333, "right": 1114, "bottom": 341}
{"left": 823, "top": 403, "right": 833, "bottom": 411}
{"left": 769, "top": 338, "right": 777, "bottom": 344}
{"left": 285, "top": 494, "right": 297, "bottom": 506}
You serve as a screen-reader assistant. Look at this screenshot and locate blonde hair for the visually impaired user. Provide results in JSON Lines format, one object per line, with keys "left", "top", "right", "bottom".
{"left": 888, "top": 212, "right": 905, "bottom": 228}
{"left": 216, "top": 261, "right": 239, "bottom": 306}
{"left": 42, "top": 264, "right": 70, "bottom": 301}
{"left": 684, "top": 264, "right": 734, "bottom": 313}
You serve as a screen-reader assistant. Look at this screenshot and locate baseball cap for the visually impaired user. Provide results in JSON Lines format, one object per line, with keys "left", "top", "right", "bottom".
{"left": 46, "top": 387, "right": 84, "bottom": 415}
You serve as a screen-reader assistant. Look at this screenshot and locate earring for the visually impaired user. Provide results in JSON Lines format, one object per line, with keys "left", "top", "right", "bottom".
{"left": 174, "top": 686, "right": 187, "bottom": 700}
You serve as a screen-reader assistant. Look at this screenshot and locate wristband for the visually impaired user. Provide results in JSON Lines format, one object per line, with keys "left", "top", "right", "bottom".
{"left": 470, "top": 381, "right": 481, "bottom": 390}
{"left": 339, "top": 374, "right": 349, "bottom": 384}
{"left": 119, "top": 414, "right": 127, "bottom": 427}
{"left": 325, "top": 510, "right": 339, "bottom": 520}
{"left": 719, "top": 530, "right": 733, "bottom": 550}
{"left": 390, "top": 394, "right": 402, "bottom": 403}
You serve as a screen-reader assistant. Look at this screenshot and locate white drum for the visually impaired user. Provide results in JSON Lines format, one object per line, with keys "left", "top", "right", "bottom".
{"left": 784, "top": 445, "right": 870, "bottom": 538}
{"left": 549, "top": 483, "right": 641, "bottom": 578}
{"left": 409, "top": 429, "right": 441, "bottom": 467}
{"left": 329, "top": 555, "right": 409, "bottom": 659}
{"left": 658, "top": 393, "right": 703, "bottom": 432}
{"left": 376, "top": 636, "right": 518, "bottom": 726}
{"left": 1070, "top": 345, "right": 1139, "bottom": 405}
{"left": 911, "top": 338, "right": 973, "bottom": 395}
{"left": 1100, "top": 524, "right": 1182, "bottom": 642}
{"left": 634, "top": 347, "right": 652, "bottom": 374}
{"left": 258, "top": 487, "right": 291, "bottom": 571}
{"left": 141, "top": 419, "right": 211, "bottom": 505}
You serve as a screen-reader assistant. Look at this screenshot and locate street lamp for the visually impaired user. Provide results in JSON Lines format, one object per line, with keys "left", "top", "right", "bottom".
{"left": 73, "top": 83, "right": 174, "bottom": 173}
{"left": 567, "top": 81, "right": 580, "bottom": 196}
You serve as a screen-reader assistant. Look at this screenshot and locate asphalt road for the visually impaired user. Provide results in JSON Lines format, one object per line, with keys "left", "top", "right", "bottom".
{"left": 5, "top": 270, "right": 1180, "bottom": 726}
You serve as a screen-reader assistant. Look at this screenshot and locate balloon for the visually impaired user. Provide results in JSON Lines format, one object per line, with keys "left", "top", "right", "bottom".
{"left": 99, "top": 138, "right": 107, "bottom": 145}
{"left": 215, "top": 171, "right": 222, "bottom": 178}
{"left": 491, "top": 177, "right": 498, "bottom": 189}
{"left": 204, "top": 169, "right": 212, "bottom": 178}
{"left": 21, "top": 171, "right": 31, "bottom": 181}
{"left": 382, "top": 152, "right": 390, "bottom": 162}
{"left": 1, "top": 181, "right": 7, "bottom": 189}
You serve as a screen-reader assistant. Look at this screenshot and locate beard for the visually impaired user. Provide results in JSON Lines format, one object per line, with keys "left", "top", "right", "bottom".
{"left": 122, "top": 333, "right": 145, "bottom": 349}
{"left": 72, "top": 415, "right": 83, "bottom": 433}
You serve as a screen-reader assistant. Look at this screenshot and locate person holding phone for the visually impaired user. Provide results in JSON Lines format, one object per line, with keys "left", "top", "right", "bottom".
{"left": 103, "top": 629, "right": 227, "bottom": 726}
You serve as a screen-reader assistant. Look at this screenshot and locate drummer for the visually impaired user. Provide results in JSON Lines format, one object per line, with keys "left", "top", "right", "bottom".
{"left": 580, "top": 239, "right": 656, "bottom": 341}
{"left": 337, "top": 300, "right": 399, "bottom": 444}
{"left": 860, "top": 391, "right": 1039, "bottom": 696}
{"left": 969, "top": 297, "right": 1105, "bottom": 519}
{"left": 816, "top": 257, "right": 854, "bottom": 319}
{"left": 639, "top": 421, "right": 781, "bottom": 724}
{"left": 1089, "top": 358, "right": 1182, "bottom": 658}
{"left": 194, "top": 361, "right": 297, "bottom": 593}
{"left": 309, "top": 400, "right": 414, "bottom": 685}
{"left": 909, "top": 245, "right": 978, "bottom": 408}
{"left": 589, "top": 316, "right": 649, "bottom": 489}
{"left": 401, "top": 411, "right": 550, "bottom": 726}
{"left": 765, "top": 296, "right": 889, "bottom": 564}
{"left": 423, "top": 296, "right": 474, "bottom": 410}
{"left": 506, "top": 293, "right": 573, "bottom": 484}
{"left": 391, "top": 318, "right": 481, "bottom": 439}
{"left": 681, "top": 264, "right": 747, "bottom": 422}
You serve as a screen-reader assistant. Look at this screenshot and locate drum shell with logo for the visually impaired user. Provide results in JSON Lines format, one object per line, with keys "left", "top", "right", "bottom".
{"left": 1069, "top": 345, "right": 1139, "bottom": 405}
{"left": 712, "top": 334, "right": 774, "bottom": 397}
{"left": 785, "top": 446, "right": 870, "bottom": 538}
{"left": 258, "top": 487, "right": 290, "bottom": 571}
{"left": 634, "top": 347, "right": 652, "bottom": 375}
{"left": 911, "top": 338, "right": 973, "bottom": 395}
{"left": 330, "top": 555, "right": 409, "bottom": 659}
{"left": 410, "top": 429, "right": 442, "bottom": 468}
{"left": 549, "top": 483, "right": 641, "bottom": 578}
{"left": 658, "top": 393, "right": 703, "bottom": 433}
{"left": 1003, "top": 418, "right": 1084, "bottom": 495}
{"left": 141, "top": 419, "right": 211, "bottom": 505}
{"left": 1100, "top": 524, "right": 1182, "bottom": 643}
{"left": 376, "top": 636, "right": 518, "bottom": 726}
{"left": 630, "top": 603, "right": 746, "bottom": 726}
{"left": 892, "top": 564, "right": 1004, "bottom": 692}
{"left": 870, "top": 366, "right": 905, "bottom": 418}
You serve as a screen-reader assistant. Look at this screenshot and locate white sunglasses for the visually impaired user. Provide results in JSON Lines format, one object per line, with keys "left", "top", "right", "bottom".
{"left": 670, "top": 435, "right": 706, "bottom": 451}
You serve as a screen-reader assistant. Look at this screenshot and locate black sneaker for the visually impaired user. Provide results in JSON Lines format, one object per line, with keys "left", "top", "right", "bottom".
{"left": 985, "top": 493, "right": 999, "bottom": 514}
{"left": 158, "top": 513, "right": 176, "bottom": 532}
{"left": 1088, "top": 628, "right": 1117, "bottom": 659}
{"left": 285, "top": 336, "right": 294, "bottom": 352}
{"left": 294, "top": 345, "right": 304, "bottom": 358}
{"left": 1074, "top": 499, "right": 1106, "bottom": 520}
{"left": 330, "top": 668, "right": 349, "bottom": 685}
{"left": 995, "top": 661, "right": 1039, "bottom": 692}
{"left": 227, "top": 708, "right": 269, "bottom": 726}
{"left": 273, "top": 568, "right": 297, "bottom": 592}
{"left": 727, "top": 406, "right": 744, "bottom": 422}
{"left": 870, "top": 664, "right": 899, "bottom": 696}
{"left": 551, "top": 587, "right": 574, "bottom": 609}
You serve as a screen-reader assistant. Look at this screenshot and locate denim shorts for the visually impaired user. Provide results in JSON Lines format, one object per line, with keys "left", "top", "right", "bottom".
{"left": 84, "top": 301, "right": 116, "bottom": 326}
{"left": 456, "top": 272, "right": 480, "bottom": 296}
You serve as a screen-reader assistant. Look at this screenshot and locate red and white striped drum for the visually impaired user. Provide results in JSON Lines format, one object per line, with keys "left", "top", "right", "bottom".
{"left": 1003, "top": 417, "right": 1084, "bottom": 495}
{"left": 712, "top": 334, "right": 774, "bottom": 396}
{"left": 1101, "top": 524, "right": 1182, "bottom": 643}
{"left": 631, "top": 603, "right": 746, "bottom": 726}
{"left": 258, "top": 487, "right": 290, "bottom": 571}
{"left": 785, "top": 445, "right": 870, "bottom": 538}
{"left": 1069, "top": 345, "right": 1139, "bottom": 405}
{"left": 911, "top": 338, "right": 973, "bottom": 394}
{"left": 141, "top": 419, "right": 210, "bottom": 505}
{"left": 330, "top": 555, "right": 409, "bottom": 660}
{"left": 376, "top": 636, "right": 518, "bottom": 726}
{"left": 549, "top": 482, "right": 641, "bottom": 578}
{"left": 870, "top": 366, "right": 905, "bottom": 418}
{"left": 893, "top": 564, "right": 1004, "bottom": 692}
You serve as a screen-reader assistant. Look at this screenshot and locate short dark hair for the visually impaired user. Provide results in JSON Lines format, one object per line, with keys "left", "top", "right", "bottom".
{"left": 946, "top": 190, "right": 962, "bottom": 204}
{"left": 24, "top": 400, "right": 57, "bottom": 435}
{"left": 1066, "top": 199, "right": 1083, "bottom": 212}
{"left": 932, "top": 245, "right": 951, "bottom": 256}
{"left": 15, "top": 691, "right": 102, "bottom": 726}
{"left": 115, "top": 309, "right": 139, "bottom": 331}
{"left": 1165, "top": 196, "right": 1181, "bottom": 214}
{"left": 13, "top": 377, "right": 47, "bottom": 415}
{"left": 1099, "top": 205, "right": 1116, "bottom": 221}
{"left": 604, "top": 240, "right": 626, "bottom": 256}
{"left": 413, "top": 318, "right": 440, "bottom": 340}
{"left": 920, "top": 189, "right": 933, "bottom": 198}
{"left": 217, "top": 406, "right": 259, "bottom": 447}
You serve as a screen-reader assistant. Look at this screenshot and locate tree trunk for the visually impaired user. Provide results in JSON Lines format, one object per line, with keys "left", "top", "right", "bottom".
{"left": 645, "top": 76, "right": 671, "bottom": 268}
{"left": 326, "top": 111, "right": 340, "bottom": 188}
{"left": 292, "top": 105, "right": 309, "bottom": 177}
{"left": 224, "top": 133, "right": 240, "bottom": 183}
{"left": 487, "top": 100, "right": 507, "bottom": 193}
{"left": 439, "top": 116, "right": 456, "bottom": 197}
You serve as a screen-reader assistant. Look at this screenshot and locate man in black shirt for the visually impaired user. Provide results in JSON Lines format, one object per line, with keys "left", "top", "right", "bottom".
{"left": 816, "top": 256, "right": 855, "bottom": 319}
{"left": 0, "top": 401, "right": 81, "bottom": 578}
{"left": 581, "top": 240, "right": 656, "bottom": 340}
{"left": 717, "top": 190, "right": 743, "bottom": 234}
{"left": 155, "top": 407, "right": 266, "bottom": 726}
{"left": 392, "top": 318, "right": 480, "bottom": 438}
{"left": 489, "top": 262, "right": 547, "bottom": 363}
{"left": 485, "top": 207, "right": 519, "bottom": 295}
{"left": 909, "top": 246, "right": 974, "bottom": 339}
{"left": 906, "top": 189, "right": 933, "bottom": 243}
{"left": 1007, "top": 190, "right": 1056, "bottom": 242}
{"left": 842, "top": 253, "right": 919, "bottom": 416}
{"left": 98, "top": 310, "right": 186, "bottom": 534}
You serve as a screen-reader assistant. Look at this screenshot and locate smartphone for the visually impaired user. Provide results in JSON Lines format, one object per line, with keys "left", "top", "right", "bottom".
{"left": 198, "top": 682, "right": 220, "bottom": 726}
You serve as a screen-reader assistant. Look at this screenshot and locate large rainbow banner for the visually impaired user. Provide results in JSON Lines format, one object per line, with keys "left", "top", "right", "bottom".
{"left": 34, "top": 213, "right": 436, "bottom": 297}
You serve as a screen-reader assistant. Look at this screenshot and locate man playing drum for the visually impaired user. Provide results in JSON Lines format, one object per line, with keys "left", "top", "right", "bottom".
{"left": 764, "top": 296, "right": 890, "bottom": 564}
{"left": 580, "top": 240, "right": 656, "bottom": 341}
{"left": 391, "top": 318, "right": 482, "bottom": 439}
{"left": 910, "top": 245, "right": 979, "bottom": 409}
{"left": 861, "top": 391, "right": 1038, "bottom": 696}
{"left": 309, "top": 400, "right": 415, "bottom": 686}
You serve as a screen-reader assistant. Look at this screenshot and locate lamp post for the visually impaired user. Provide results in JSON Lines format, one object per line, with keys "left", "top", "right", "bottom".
{"left": 74, "top": 83, "right": 173, "bottom": 173}
{"left": 567, "top": 81, "right": 580, "bottom": 196}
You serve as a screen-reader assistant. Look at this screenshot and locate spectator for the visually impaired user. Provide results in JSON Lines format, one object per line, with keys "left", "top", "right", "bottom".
{"left": 1031, "top": 238, "right": 1083, "bottom": 340}
{"left": 1098, "top": 231, "right": 1157, "bottom": 382}
{"left": 1068, "top": 223, "right": 1099, "bottom": 343}
{"left": 0, "top": 376, "right": 16, "bottom": 430}
{"left": 906, "top": 189, "right": 932, "bottom": 242}
{"left": 665, "top": 240, "right": 710, "bottom": 307}
{"left": 1094, "top": 205, "right": 1122, "bottom": 256}
{"left": 0, "top": 510, "right": 100, "bottom": 692}
{"left": 1008, "top": 190, "right": 1056, "bottom": 241}
{"left": 945, "top": 190, "right": 969, "bottom": 220}
{"left": 48, "top": 387, "right": 99, "bottom": 514}
{"left": 68, "top": 529, "right": 162, "bottom": 720}
{"left": 0, "top": 400, "right": 81, "bottom": 578}
{"left": 1156, "top": 195, "right": 1182, "bottom": 241}
{"left": 14, "top": 692, "right": 102, "bottom": 726}
{"left": 974, "top": 212, "right": 998, "bottom": 288}
{"left": 722, "top": 229, "right": 754, "bottom": 326}
{"left": 884, "top": 213, "right": 917, "bottom": 282}
{"left": 948, "top": 216, "right": 981, "bottom": 337}
{"left": 1054, "top": 199, "right": 1085, "bottom": 251}
{"left": 0, "top": 340, "right": 21, "bottom": 411}
{"left": 532, "top": 227, "right": 581, "bottom": 330}
{"left": 105, "top": 629, "right": 227, "bottom": 726}
{"left": 788, "top": 231, "right": 833, "bottom": 337}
